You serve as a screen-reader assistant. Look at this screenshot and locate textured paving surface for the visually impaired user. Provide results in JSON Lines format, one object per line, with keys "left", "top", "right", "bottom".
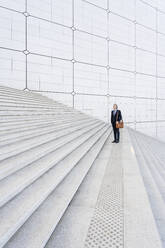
{"left": 45, "top": 136, "right": 113, "bottom": 248}
{"left": 84, "top": 140, "right": 124, "bottom": 248}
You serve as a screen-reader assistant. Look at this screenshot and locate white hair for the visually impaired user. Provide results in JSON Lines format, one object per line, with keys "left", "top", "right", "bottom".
{"left": 113, "top": 104, "right": 118, "bottom": 109}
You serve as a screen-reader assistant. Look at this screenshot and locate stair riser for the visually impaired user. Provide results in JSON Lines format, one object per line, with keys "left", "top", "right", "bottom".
{"left": 0, "top": 120, "right": 101, "bottom": 161}
{"left": 0, "top": 126, "right": 109, "bottom": 248}
{"left": 0, "top": 116, "right": 89, "bottom": 133}
{"left": 0, "top": 122, "right": 105, "bottom": 181}
{"left": 0, "top": 126, "right": 110, "bottom": 210}
{"left": 12, "top": 129, "right": 112, "bottom": 248}
{"left": 129, "top": 130, "right": 165, "bottom": 245}
{"left": 135, "top": 135, "right": 165, "bottom": 203}
{"left": 0, "top": 117, "right": 93, "bottom": 142}
{"left": 0, "top": 89, "right": 54, "bottom": 101}
{"left": 0, "top": 114, "right": 86, "bottom": 126}
{"left": 0, "top": 98, "right": 64, "bottom": 107}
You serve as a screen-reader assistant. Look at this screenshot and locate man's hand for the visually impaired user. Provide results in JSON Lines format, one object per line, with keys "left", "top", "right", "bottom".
{"left": 116, "top": 121, "right": 119, "bottom": 124}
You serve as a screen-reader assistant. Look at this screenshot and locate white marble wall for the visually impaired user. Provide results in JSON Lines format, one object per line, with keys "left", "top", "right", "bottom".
{"left": 0, "top": 0, "right": 165, "bottom": 141}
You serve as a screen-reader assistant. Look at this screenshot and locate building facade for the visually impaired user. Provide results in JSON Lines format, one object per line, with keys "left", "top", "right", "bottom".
{"left": 0, "top": 0, "right": 165, "bottom": 140}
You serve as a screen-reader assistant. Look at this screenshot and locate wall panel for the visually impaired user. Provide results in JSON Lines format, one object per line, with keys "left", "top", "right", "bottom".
{"left": 75, "top": 0, "right": 107, "bottom": 37}
{"left": 158, "top": 11, "right": 165, "bottom": 34}
{"left": 27, "top": 54, "right": 73, "bottom": 92}
{"left": 109, "top": 69, "right": 135, "bottom": 97}
{"left": 109, "top": 42, "right": 135, "bottom": 71}
{"left": 0, "top": 0, "right": 165, "bottom": 140}
{"left": 86, "top": 0, "right": 107, "bottom": 9}
{"left": 74, "top": 95, "right": 108, "bottom": 121}
{"left": 0, "top": 8, "right": 25, "bottom": 51}
{"left": 109, "top": 13, "right": 135, "bottom": 46}
{"left": 157, "top": 77, "right": 165, "bottom": 98}
{"left": 136, "top": 99, "right": 156, "bottom": 122}
{"left": 157, "top": 100, "right": 165, "bottom": 120}
{"left": 0, "top": 49, "right": 26, "bottom": 89}
{"left": 136, "top": 74, "right": 156, "bottom": 98}
{"left": 157, "top": 55, "right": 165, "bottom": 77}
{"left": 109, "top": 0, "right": 135, "bottom": 20}
{"left": 27, "top": 0, "right": 72, "bottom": 27}
{"left": 28, "top": 17, "right": 72, "bottom": 59}
{"left": 136, "top": 24, "right": 156, "bottom": 52}
{"left": 136, "top": 49, "right": 156, "bottom": 75}
{"left": 0, "top": 0, "right": 25, "bottom": 12}
{"left": 74, "top": 63, "right": 108, "bottom": 95}
{"left": 74, "top": 31, "right": 107, "bottom": 66}
{"left": 136, "top": 0, "right": 156, "bottom": 29}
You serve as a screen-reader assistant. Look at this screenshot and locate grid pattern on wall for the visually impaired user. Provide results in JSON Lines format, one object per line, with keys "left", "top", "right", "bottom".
{"left": 0, "top": 0, "right": 165, "bottom": 140}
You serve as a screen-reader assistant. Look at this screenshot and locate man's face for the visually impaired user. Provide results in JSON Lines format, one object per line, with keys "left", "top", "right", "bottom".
{"left": 113, "top": 104, "right": 117, "bottom": 110}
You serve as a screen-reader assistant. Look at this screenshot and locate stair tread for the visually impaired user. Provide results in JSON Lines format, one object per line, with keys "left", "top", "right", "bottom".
{"left": 0, "top": 117, "right": 87, "bottom": 133}
{"left": 0, "top": 114, "right": 86, "bottom": 125}
{"left": 45, "top": 136, "right": 113, "bottom": 248}
{"left": 0, "top": 126, "right": 109, "bottom": 247}
{"left": 0, "top": 117, "right": 93, "bottom": 143}
{"left": 0, "top": 120, "right": 99, "bottom": 159}
{"left": 0, "top": 85, "right": 111, "bottom": 248}
{"left": 0, "top": 122, "right": 104, "bottom": 181}
{"left": 3, "top": 129, "right": 111, "bottom": 248}
{"left": 128, "top": 129, "right": 165, "bottom": 245}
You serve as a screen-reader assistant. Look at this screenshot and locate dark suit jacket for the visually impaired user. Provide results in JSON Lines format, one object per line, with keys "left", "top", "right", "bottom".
{"left": 111, "top": 110, "right": 122, "bottom": 124}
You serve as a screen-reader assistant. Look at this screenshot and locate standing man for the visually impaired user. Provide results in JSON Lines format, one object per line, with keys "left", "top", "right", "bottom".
{"left": 111, "top": 104, "right": 123, "bottom": 143}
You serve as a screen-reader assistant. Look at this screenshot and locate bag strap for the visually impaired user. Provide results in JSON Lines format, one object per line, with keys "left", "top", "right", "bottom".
{"left": 116, "top": 110, "right": 119, "bottom": 122}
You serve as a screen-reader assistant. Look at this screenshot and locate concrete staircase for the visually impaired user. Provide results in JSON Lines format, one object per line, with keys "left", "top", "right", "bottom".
{"left": 0, "top": 86, "right": 112, "bottom": 248}
{"left": 128, "top": 128, "right": 165, "bottom": 247}
{"left": 1, "top": 85, "right": 163, "bottom": 248}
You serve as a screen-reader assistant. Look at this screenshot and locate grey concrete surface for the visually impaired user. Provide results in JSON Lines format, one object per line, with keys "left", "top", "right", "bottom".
{"left": 45, "top": 136, "right": 113, "bottom": 248}
{"left": 124, "top": 128, "right": 162, "bottom": 248}
{"left": 128, "top": 128, "right": 165, "bottom": 247}
{"left": 0, "top": 86, "right": 163, "bottom": 248}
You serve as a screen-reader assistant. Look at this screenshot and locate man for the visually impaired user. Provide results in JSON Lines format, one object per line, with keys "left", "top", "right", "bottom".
{"left": 111, "top": 104, "right": 123, "bottom": 143}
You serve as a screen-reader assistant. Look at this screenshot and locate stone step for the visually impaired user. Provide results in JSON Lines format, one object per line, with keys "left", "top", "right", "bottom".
{"left": 0, "top": 123, "right": 108, "bottom": 208}
{"left": 45, "top": 134, "right": 113, "bottom": 248}
{"left": 0, "top": 98, "right": 66, "bottom": 108}
{"left": 0, "top": 110, "right": 78, "bottom": 116}
{"left": 0, "top": 103, "right": 74, "bottom": 111}
{"left": 128, "top": 129, "right": 165, "bottom": 247}
{"left": 0, "top": 125, "right": 109, "bottom": 248}
{"left": 0, "top": 116, "right": 88, "bottom": 132}
{"left": 0, "top": 121, "right": 105, "bottom": 180}
{"left": 0, "top": 86, "right": 53, "bottom": 101}
{"left": 0, "top": 91, "right": 56, "bottom": 105}
{"left": 0, "top": 97, "right": 63, "bottom": 107}
{"left": 0, "top": 87, "right": 71, "bottom": 110}
{"left": 0, "top": 85, "right": 112, "bottom": 248}
{"left": 0, "top": 96, "right": 67, "bottom": 110}
{"left": 0, "top": 108, "right": 74, "bottom": 115}
{"left": 0, "top": 94, "right": 73, "bottom": 113}
{"left": 133, "top": 132, "right": 165, "bottom": 189}
{"left": 0, "top": 117, "right": 93, "bottom": 142}
{"left": 4, "top": 127, "right": 111, "bottom": 248}
{"left": 0, "top": 121, "right": 101, "bottom": 164}
{"left": 0, "top": 117, "right": 89, "bottom": 133}
{"left": 0, "top": 113, "right": 86, "bottom": 124}
{"left": 134, "top": 131, "right": 165, "bottom": 165}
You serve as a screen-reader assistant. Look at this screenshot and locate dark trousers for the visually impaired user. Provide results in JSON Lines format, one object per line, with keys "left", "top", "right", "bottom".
{"left": 112, "top": 122, "right": 120, "bottom": 142}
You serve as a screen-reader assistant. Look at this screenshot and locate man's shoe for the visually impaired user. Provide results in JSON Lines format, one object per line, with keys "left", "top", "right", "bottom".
{"left": 116, "top": 140, "right": 119, "bottom": 143}
{"left": 112, "top": 140, "right": 116, "bottom": 143}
